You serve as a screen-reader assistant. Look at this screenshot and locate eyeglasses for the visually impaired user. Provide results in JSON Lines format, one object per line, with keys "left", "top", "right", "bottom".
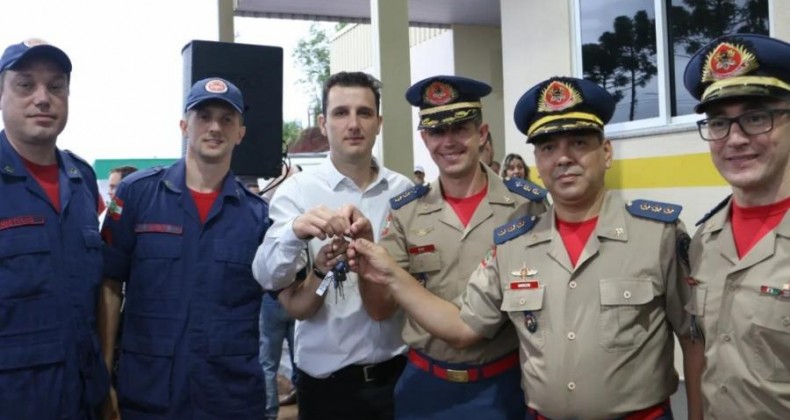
{"left": 697, "top": 108, "right": 790, "bottom": 141}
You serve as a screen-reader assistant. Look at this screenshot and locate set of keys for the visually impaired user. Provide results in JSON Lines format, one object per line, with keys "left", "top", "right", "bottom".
{"left": 316, "top": 260, "right": 350, "bottom": 301}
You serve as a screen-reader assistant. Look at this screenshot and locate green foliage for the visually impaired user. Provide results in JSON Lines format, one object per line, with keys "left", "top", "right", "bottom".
{"left": 293, "top": 23, "right": 331, "bottom": 124}
{"left": 282, "top": 120, "right": 303, "bottom": 151}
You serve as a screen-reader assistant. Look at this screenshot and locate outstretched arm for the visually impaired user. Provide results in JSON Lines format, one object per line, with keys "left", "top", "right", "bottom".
{"left": 348, "top": 238, "right": 484, "bottom": 348}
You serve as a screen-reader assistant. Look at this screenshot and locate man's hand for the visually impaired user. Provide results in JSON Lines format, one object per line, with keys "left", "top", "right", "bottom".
{"left": 347, "top": 238, "right": 398, "bottom": 286}
{"left": 292, "top": 205, "right": 352, "bottom": 240}
{"left": 314, "top": 236, "right": 349, "bottom": 274}
{"left": 339, "top": 204, "right": 374, "bottom": 242}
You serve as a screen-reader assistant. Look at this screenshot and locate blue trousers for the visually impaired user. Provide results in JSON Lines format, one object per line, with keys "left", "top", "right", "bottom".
{"left": 394, "top": 359, "right": 525, "bottom": 420}
{"left": 258, "top": 293, "right": 296, "bottom": 420}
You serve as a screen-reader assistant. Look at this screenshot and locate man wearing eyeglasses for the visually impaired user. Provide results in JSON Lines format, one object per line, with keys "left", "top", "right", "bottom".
{"left": 684, "top": 33, "right": 790, "bottom": 418}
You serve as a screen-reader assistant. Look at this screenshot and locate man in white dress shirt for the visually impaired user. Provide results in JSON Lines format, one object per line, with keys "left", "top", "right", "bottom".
{"left": 251, "top": 71, "right": 413, "bottom": 420}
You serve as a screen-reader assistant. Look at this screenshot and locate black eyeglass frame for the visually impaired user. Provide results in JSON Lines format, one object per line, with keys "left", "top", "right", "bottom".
{"left": 696, "top": 108, "right": 790, "bottom": 141}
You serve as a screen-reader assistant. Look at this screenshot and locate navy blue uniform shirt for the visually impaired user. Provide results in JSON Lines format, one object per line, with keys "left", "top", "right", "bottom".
{"left": 0, "top": 131, "right": 109, "bottom": 419}
{"left": 101, "top": 159, "right": 269, "bottom": 419}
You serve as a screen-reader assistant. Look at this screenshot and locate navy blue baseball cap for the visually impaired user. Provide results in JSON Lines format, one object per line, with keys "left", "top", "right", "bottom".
{"left": 185, "top": 77, "right": 245, "bottom": 113}
{"left": 514, "top": 77, "right": 615, "bottom": 143}
{"left": 684, "top": 34, "right": 790, "bottom": 113}
{"left": 0, "top": 38, "right": 71, "bottom": 74}
{"left": 405, "top": 75, "right": 492, "bottom": 129}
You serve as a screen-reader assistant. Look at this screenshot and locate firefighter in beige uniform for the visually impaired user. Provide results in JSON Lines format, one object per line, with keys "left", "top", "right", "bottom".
{"left": 349, "top": 77, "right": 703, "bottom": 420}
{"left": 683, "top": 34, "right": 790, "bottom": 418}
{"left": 377, "top": 76, "right": 547, "bottom": 419}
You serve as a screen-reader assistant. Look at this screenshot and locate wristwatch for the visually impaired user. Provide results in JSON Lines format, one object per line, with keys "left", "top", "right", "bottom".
{"left": 312, "top": 265, "right": 327, "bottom": 278}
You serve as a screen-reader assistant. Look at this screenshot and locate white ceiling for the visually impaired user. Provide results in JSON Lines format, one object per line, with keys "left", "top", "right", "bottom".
{"left": 234, "top": 0, "right": 501, "bottom": 26}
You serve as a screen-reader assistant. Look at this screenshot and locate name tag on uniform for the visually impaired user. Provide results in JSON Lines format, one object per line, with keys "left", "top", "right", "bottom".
{"left": 408, "top": 244, "right": 435, "bottom": 255}
{"left": 0, "top": 215, "right": 45, "bottom": 231}
{"left": 510, "top": 281, "right": 540, "bottom": 290}
{"left": 135, "top": 223, "right": 183, "bottom": 235}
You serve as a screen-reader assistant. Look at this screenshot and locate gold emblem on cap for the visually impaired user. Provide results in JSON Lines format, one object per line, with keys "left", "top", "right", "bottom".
{"left": 205, "top": 79, "right": 229, "bottom": 93}
{"left": 538, "top": 80, "right": 582, "bottom": 113}
{"left": 423, "top": 81, "right": 458, "bottom": 106}
{"left": 702, "top": 42, "right": 758, "bottom": 83}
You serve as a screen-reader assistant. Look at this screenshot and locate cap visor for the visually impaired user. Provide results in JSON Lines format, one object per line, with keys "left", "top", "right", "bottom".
{"left": 527, "top": 120, "right": 603, "bottom": 143}
{"left": 695, "top": 85, "right": 790, "bottom": 113}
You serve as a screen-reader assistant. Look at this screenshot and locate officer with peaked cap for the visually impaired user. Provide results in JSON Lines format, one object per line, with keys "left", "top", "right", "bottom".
{"left": 684, "top": 33, "right": 790, "bottom": 418}
{"left": 99, "top": 77, "right": 269, "bottom": 418}
{"left": 359, "top": 75, "right": 547, "bottom": 419}
{"left": 0, "top": 38, "right": 110, "bottom": 419}
{"left": 348, "top": 76, "right": 703, "bottom": 420}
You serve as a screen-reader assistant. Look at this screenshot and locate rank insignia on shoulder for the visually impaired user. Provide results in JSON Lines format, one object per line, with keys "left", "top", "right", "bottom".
{"left": 504, "top": 177, "right": 548, "bottom": 202}
{"left": 695, "top": 195, "right": 731, "bottom": 226}
{"left": 390, "top": 183, "right": 430, "bottom": 210}
{"left": 626, "top": 199, "right": 682, "bottom": 223}
{"left": 494, "top": 215, "right": 536, "bottom": 245}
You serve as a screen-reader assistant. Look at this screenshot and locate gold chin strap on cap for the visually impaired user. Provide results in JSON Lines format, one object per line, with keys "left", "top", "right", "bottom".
{"left": 702, "top": 75, "right": 790, "bottom": 102}
{"left": 419, "top": 101, "right": 482, "bottom": 117}
{"left": 527, "top": 112, "right": 603, "bottom": 137}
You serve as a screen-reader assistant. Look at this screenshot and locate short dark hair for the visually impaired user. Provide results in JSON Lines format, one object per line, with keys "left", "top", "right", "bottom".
{"left": 111, "top": 165, "right": 138, "bottom": 180}
{"left": 321, "top": 72, "right": 382, "bottom": 116}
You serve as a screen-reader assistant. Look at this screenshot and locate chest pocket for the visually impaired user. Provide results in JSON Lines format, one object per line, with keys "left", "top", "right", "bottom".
{"left": 750, "top": 293, "right": 790, "bottom": 382}
{"left": 0, "top": 230, "right": 55, "bottom": 299}
{"left": 408, "top": 251, "right": 441, "bottom": 274}
{"left": 501, "top": 288, "right": 545, "bottom": 349}
{"left": 130, "top": 235, "right": 182, "bottom": 298}
{"left": 214, "top": 240, "right": 260, "bottom": 312}
{"left": 598, "top": 278, "right": 654, "bottom": 350}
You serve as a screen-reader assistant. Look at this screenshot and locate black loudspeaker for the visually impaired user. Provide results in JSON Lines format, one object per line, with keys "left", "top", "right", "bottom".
{"left": 182, "top": 40, "right": 284, "bottom": 178}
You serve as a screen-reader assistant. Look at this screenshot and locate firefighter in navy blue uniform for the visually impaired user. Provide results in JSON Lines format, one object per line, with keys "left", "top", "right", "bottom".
{"left": 99, "top": 78, "right": 269, "bottom": 419}
{"left": 0, "top": 39, "right": 109, "bottom": 419}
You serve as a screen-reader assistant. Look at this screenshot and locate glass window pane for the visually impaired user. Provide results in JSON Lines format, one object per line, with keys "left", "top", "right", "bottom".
{"left": 580, "top": 0, "right": 658, "bottom": 123}
{"left": 667, "top": 0, "right": 769, "bottom": 116}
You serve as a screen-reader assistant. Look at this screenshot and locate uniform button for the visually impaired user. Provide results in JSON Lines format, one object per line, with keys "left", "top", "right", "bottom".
{"left": 519, "top": 298, "right": 526, "bottom": 305}
{"left": 623, "top": 291, "right": 632, "bottom": 299}
{"left": 722, "top": 334, "right": 731, "bottom": 342}
{"left": 721, "top": 385, "right": 728, "bottom": 393}
{"left": 567, "top": 332, "right": 576, "bottom": 340}
{"left": 569, "top": 281, "right": 577, "bottom": 289}
{"left": 783, "top": 316, "right": 790, "bottom": 327}
{"left": 567, "top": 382, "right": 576, "bottom": 391}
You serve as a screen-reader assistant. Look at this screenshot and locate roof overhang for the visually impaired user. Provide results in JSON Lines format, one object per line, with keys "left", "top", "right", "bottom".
{"left": 234, "top": 0, "right": 501, "bottom": 27}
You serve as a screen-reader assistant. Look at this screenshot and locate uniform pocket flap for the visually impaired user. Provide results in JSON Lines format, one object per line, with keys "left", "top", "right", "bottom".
{"left": 82, "top": 228, "right": 102, "bottom": 248}
{"left": 0, "top": 232, "right": 50, "bottom": 259}
{"left": 600, "top": 278, "right": 654, "bottom": 306}
{"left": 0, "top": 341, "right": 65, "bottom": 370}
{"left": 135, "top": 237, "right": 182, "bottom": 258}
{"left": 408, "top": 252, "right": 441, "bottom": 273}
{"left": 501, "top": 288, "right": 545, "bottom": 312}
{"left": 214, "top": 241, "right": 256, "bottom": 265}
{"left": 122, "top": 336, "right": 176, "bottom": 357}
{"left": 209, "top": 339, "right": 258, "bottom": 356}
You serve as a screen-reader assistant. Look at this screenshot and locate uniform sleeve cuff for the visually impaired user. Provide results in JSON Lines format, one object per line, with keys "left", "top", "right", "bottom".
{"left": 102, "top": 246, "right": 130, "bottom": 282}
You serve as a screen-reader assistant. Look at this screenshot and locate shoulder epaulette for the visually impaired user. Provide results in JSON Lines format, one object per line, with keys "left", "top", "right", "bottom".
{"left": 123, "top": 166, "right": 164, "bottom": 184}
{"left": 626, "top": 199, "right": 682, "bottom": 223}
{"left": 695, "top": 195, "right": 731, "bottom": 226}
{"left": 493, "top": 215, "right": 537, "bottom": 245}
{"left": 233, "top": 177, "right": 266, "bottom": 202}
{"left": 390, "top": 183, "right": 430, "bottom": 210}
{"left": 63, "top": 149, "right": 92, "bottom": 169}
{"left": 504, "top": 177, "right": 547, "bottom": 202}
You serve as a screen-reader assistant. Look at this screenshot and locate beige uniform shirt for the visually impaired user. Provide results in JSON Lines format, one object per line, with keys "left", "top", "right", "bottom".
{"left": 688, "top": 197, "right": 790, "bottom": 419}
{"left": 461, "top": 191, "right": 692, "bottom": 418}
{"left": 379, "top": 165, "right": 547, "bottom": 363}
